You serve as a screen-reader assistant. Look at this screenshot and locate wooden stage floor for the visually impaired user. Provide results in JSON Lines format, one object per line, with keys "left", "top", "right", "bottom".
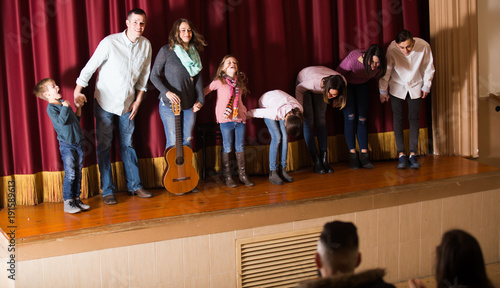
{"left": 1, "top": 155, "right": 498, "bottom": 255}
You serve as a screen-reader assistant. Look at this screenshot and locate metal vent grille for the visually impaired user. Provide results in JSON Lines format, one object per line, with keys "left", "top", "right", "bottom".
{"left": 236, "top": 228, "right": 321, "bottom": 288}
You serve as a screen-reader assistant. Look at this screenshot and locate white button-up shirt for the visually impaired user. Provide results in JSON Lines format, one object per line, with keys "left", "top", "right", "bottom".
{"left": 76, "top": 30, "right": 152, "bottom": 115}
{"left": 379, "top": 37, "right": 435, "bottom": 100}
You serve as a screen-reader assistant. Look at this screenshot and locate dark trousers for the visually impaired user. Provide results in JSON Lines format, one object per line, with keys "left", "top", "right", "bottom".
{"left": 390, "top": 93, "right": 421, "bottom": 154}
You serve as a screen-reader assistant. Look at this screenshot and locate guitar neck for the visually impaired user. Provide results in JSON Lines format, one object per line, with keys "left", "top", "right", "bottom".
{"left": 175, "top": 114, "right": 184, "bottom": 160}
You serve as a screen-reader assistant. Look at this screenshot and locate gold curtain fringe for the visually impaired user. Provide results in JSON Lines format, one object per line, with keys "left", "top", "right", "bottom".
{"left": 0, "top": 129, "right": 428, "bottom": 207}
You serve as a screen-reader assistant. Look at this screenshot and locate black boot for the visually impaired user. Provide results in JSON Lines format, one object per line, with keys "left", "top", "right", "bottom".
{"left": 278, "top": 165, "right": 293, "bottom": 183}
{"left": 235, "top": 152, "right": 254, "bottom": 187}
{"left": 360, "top": 152, "right": 374, "bottom": 169}
{"left": 222, "top": 152, "right": 237, "bottom": 188}
{"left": 269, "top": 170, "right": 283, "bottom": 185}
{"left": 311, "top": 152, "right": 326, "bottom": 174}
{"left": 349, "top": 152, "right": 361, "bottom": 169}
{"left": 320, "top": 151, "right": 334, "bottom": 173}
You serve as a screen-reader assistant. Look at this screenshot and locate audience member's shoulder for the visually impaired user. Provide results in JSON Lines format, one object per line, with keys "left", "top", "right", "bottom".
{"left": 297, "top": 269, "right": 395, "bottom": 288}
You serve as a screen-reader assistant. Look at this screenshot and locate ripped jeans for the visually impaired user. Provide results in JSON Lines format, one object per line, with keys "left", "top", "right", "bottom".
{"left": 343, "top": 82, "right": 370, "bottom": 151}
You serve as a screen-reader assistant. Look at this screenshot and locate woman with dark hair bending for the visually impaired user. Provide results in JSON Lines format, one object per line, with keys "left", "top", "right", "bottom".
{"left": 295, "top": 66, "right": 347, "bottom": 174}
{"left": 337, "top": 44, "right": 386, "bottom": 169}
{"left": 409, "top": 229, "right": 495, "bottom": 288}
{"left": 150, "top": 18, "right": 206, "bottom": 194}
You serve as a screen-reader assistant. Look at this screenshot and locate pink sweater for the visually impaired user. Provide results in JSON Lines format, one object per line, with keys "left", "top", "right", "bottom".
{"left": 203, "top": 80, "right": 247, "bottom": 124}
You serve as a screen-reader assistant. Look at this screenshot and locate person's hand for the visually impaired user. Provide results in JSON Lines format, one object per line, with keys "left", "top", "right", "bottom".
{"left": 421, "top": 91, "right": 429, "bottom": 99}
{"left": 166, "top": 91, "right": 180, "bottom": 104}
{"left": 62, "top": 100, "right": 70, "bottom": 107}
{"left": 408, "top": 278, "right": 426, "bottom": 288}
{"left": 74, "top": 91, "right": 87, "bottom": 108}
{"left": 192, "top": 102, "right": 202, "bottom": 112}
{"left": 128, "top": 99, "right": 141, "bottom": 120}
{"left": 380, "top": 94, "right": 390, "bottom": 103}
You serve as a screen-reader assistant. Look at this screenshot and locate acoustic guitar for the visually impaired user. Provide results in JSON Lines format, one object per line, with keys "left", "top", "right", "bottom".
{"left": 163, "top": 102, "right": 199, "bottom": 195}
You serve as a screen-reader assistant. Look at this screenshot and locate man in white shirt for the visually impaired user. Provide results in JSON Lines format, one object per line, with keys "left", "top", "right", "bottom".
{"left": 379, "top": 30, "right": 435, "bottom": 169}
{"left": 74, "top": 8, "right": 153, "bottom": 204}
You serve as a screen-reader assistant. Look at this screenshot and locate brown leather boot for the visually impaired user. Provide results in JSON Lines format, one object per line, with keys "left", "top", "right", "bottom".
{"left": 222, "top": 152, "right": 237, "bottom": 188}
{"left": 235, "top": 152, "right": 254, "bottom": 187}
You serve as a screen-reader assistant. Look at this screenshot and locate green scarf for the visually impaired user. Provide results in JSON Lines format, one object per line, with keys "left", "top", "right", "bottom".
{"left": 173, "top": 44, "right": 202, "bottom": 77}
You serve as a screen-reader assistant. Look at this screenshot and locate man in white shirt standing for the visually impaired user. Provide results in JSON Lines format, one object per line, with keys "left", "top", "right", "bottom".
{"left": 74, "top": 8, "right": 153, "bottom": 205}
{"left": 379, "top": 30, "right": 435, "bottom": 169}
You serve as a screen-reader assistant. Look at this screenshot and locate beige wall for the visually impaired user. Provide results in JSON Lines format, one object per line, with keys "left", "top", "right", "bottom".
{"left": 478, "top": 0, "right": 500, "bottom": 98}
{"left": 476, "top": 0, "right": 500, "bottom": 168}
{"left": 7, "top": 189, "right": 499, "bottom": 288}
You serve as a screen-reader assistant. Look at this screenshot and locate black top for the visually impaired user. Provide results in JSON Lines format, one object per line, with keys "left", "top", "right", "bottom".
{"left": 150, "top": 45, "right": 204, "bottom": 110}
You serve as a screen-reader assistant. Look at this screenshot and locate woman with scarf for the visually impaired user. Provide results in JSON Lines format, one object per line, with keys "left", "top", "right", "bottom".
{"left": 202, "top": 55, "right": 254, "bottom": 188}
{"left": 150, "top": 18, "right": 206, "bottom": 193}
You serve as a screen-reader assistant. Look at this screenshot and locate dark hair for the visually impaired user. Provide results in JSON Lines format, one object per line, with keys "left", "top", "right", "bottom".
{"left": 435, "top": 229, "right": 494, "bottom": 288}
{"left": 33, "top": 78, "right": 54, "bottom": 100}
{"left": 321, "top": 75, "right": 346, "bottom": 109}
{"left": 363, "top": 44, "right": 386, "bottom": 78}
{"left": 169, "top": 18, "right": 207, "bottom": 52}
{"left": 395, "top": 29, "right": 413, "bottom": 44}
{"left": 285, "top": 108, "right": 303, "bottom": 138}
{"left": 127, "top": 8, "right": 146, "bottom": 20}
{"left": 320, "top": 221, "right": 358, "bottom": 253}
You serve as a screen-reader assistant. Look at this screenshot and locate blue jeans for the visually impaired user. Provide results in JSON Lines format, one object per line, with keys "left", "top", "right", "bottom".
{"left": 302, "top": 91, "right": 328, "bottom": 156}
{"left": 264, "top": 118, "right": 288, "bottom": 171}
{"left": 219, "top": 121, "right": 246, "bottom": 153}
{"left": 59, "top": 141, "right": 84, "bottom": 201}
{"left": 159, "top": 101, "right": 196, "bottom": 150}
{"left": 94, "top": 100, "right": 143, "bottom": 196}
{"left": 343, "top": 82, "right": 370, "bottom": 151}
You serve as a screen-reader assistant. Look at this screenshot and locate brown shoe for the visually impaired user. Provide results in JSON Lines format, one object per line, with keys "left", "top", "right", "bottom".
{"left": 128, "top": 188, "right": 154, "bottom": 198}
{"left": 103, "top": 194, "right": 117, "bottom": 205}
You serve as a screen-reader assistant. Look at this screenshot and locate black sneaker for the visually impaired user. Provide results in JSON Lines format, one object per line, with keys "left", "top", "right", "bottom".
{"left": 409, "top": 155, "right": 421, "bottom": 169}
{"left": 398, "top": 155, "right": 409, "bottom": 169}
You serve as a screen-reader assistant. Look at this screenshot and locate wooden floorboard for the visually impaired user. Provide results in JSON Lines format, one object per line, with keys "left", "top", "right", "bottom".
{"left": 0, "top": 155, "right": 497, "bottom": 243}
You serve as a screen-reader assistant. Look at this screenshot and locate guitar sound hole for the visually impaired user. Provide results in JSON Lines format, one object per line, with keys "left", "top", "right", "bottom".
{"left": 176, "top": 158, "right": 184, "bottom": 166}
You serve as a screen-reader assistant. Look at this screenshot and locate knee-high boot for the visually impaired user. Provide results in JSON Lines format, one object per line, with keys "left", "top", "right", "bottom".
{"left": 235, "top": 152, "right": 254, "bottom": 187}
{"left": 222, "top": 152, "right": 238, "bottom": 188}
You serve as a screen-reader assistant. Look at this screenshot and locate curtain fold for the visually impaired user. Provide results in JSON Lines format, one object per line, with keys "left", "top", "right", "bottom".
{"left": 429, "top": 0, "right": 478, "bottom": 157}
{"left": 1, "top": 0, "right": 430, "bottom": 207}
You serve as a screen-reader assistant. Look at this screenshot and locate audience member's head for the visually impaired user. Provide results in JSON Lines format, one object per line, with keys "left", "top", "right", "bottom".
{"left": 434, "top": 229, "right": 494, "bottom": 288}
{"left": 315, "top": 221, "right": 361, "bottom": 278}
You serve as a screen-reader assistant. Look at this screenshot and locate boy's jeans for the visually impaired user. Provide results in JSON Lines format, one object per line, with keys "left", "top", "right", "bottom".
{"left": 59, "top": 141, "right": 84, "bottom": 201}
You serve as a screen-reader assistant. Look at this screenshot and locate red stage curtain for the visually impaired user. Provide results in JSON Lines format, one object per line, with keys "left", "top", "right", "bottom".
{"left": 0, "top": 0, "right": 430, "bottom": 205}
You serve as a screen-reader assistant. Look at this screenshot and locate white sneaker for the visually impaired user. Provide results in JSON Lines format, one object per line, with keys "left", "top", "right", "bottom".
{"left": 74, "top": 197, "right": 90, "bottom": 210}
{"left": 64, "top": 199, "right": 81, "bottom": 214}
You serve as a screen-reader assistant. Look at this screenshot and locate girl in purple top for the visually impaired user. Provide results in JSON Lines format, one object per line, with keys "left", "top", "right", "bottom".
{"left": 336, "top": 44, "right": 386, "bottom": 169}
{"left": 203, "top": 55, "right": 254, "bottom": 188}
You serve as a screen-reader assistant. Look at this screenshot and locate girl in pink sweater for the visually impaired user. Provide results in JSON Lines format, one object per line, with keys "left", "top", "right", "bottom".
{"left": 203, "top": 55, "right": 254, "bottom": 188}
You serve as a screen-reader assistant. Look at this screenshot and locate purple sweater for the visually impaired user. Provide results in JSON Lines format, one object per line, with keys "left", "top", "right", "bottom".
{"left": 336, "top": 49, "right": 377, "bottom": 84}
